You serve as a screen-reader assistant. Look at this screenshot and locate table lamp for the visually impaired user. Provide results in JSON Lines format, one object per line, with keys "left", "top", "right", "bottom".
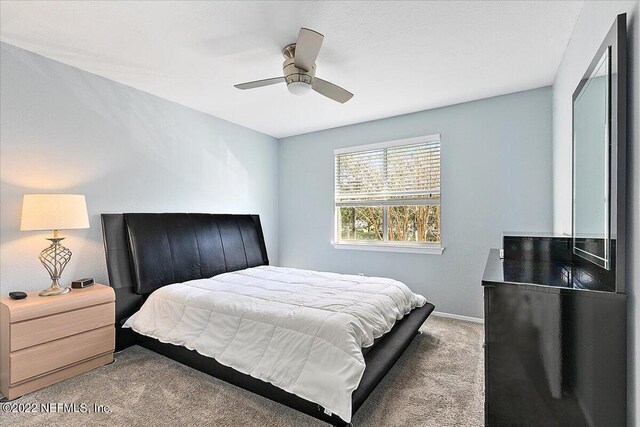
{"left": 20, "top": 194, "right": 90, "bottom": 296}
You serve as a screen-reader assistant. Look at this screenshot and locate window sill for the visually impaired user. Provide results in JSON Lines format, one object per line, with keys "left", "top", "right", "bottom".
{"left": 332, "top": 243, "right": 444, "bottom": 255}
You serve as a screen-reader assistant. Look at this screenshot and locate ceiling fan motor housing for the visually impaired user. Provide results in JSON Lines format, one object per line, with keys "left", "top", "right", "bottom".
{"left": 282, "top": 44, "right": 314, "bottom": 95}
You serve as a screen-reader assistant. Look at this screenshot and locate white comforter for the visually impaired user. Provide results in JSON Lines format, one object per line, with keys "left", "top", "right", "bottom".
{"left": 123, "top": 266, "right": 426, "bottom": 422}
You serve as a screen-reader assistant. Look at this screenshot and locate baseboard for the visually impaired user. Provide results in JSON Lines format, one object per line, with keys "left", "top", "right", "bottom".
{"left": 432, "top": 311, "right": 484, "bottom": 324}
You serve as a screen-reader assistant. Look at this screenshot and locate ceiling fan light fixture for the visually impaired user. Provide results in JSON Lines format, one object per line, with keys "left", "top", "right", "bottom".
{"left": 287, "top": 81, "right": 312, "bottom": 96}
{"left": 234, "top": 28, "right": 353, "bottom": 103}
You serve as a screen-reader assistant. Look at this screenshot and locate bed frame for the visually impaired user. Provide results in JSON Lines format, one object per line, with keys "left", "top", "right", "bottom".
{"left": 101, "top": 213, "right": 434, "bottom": 426}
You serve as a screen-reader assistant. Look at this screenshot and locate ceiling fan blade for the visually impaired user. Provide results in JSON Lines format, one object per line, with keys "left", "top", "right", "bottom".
{"left": 294, "top": 28, "right": 324, "bottom": 72}
{"left": 312, "top": 78, "right": 353, "bottom": 103}
{"left": 234, "top": 77, "right": 285, "bottom": 90}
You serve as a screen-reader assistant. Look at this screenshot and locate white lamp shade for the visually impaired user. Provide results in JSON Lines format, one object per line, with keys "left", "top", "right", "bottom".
{"left": 20, "top": 194, "right": 90, "bottom": 231}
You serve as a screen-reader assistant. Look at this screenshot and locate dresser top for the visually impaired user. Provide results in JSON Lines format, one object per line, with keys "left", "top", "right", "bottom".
{"left": 482, "top": 249, "right": 618, "bottom": 294}
{"left": 0, "top": 284, "right": 115, "bottom": 322}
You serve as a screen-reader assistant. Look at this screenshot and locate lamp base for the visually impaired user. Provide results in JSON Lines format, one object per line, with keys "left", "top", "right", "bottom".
{"left": 39, "top": 283, "right": 71, "bottom": 296}
{"left": 38, "top": 234, "right": 73, "bottom": 297}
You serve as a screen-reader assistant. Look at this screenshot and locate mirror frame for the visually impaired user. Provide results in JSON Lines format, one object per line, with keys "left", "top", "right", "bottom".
{"left": 571, "top": 14, "right": 626, "bottom": 292}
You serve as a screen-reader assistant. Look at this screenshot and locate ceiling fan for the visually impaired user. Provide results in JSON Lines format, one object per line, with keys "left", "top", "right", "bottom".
{"left": 234, "top": 28, "right": 354, "bottom": 104}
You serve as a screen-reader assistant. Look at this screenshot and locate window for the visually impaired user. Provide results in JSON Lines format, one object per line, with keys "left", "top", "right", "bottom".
{"left": 334, "top": 135, "right": 442, "bottom": 253}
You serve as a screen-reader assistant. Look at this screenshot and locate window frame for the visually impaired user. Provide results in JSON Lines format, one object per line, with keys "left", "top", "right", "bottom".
{"left": 333, "top": 134, "right": 443, "bottom": 255}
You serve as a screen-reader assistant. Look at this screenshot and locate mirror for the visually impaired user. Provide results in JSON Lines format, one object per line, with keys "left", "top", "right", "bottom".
{"left": 572, "top": 49, "right": 610, "bottom": 269}
{"left": 572, "top": 12, "right": 625, "bottom": 283}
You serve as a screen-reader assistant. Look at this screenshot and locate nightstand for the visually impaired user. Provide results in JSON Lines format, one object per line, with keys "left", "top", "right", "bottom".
{"left": 0, "top": 284, "right": 115, "bottom": 400}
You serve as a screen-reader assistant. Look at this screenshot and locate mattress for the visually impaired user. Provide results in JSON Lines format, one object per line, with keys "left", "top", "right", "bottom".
{"left": 123, "top": 266, "right": 426, "bottom": 422}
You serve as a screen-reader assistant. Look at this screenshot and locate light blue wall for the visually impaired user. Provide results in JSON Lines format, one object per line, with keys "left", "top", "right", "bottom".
{"left": 278, "top": 87, "right": 553, "bottom": 319}
{"left": 0, "top": 42, "right": 279, "bottom": 294}
{"left": 551, "top": 2, "right": 640, "bottom": 424}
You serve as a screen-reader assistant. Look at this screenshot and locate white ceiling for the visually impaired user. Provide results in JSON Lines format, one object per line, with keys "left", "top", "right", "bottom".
{"left": 0, "top": 1, "right": 583, "bottom": 138}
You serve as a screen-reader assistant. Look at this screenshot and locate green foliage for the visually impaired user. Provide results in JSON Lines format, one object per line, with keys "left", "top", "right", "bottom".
{"left": 339, "top": 207, "right": 383, "bottom": 240}
{"left": 339, "top": 205, "right": 440, "bottom": 243}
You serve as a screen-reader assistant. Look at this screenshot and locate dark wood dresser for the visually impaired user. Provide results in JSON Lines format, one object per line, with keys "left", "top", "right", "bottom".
{"left": 482, "top": 235, "right": 626, "bottom": 426}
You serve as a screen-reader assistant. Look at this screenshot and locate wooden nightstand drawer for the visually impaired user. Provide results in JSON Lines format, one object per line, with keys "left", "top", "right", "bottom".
{"left": 10, "top": 325, "right": 115, "bottom": 384}
{"left": 11, "top": 302, "right": 115, "bottom": 351}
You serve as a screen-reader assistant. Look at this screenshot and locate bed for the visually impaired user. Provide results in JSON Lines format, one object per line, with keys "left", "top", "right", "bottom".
{"left": 101, "top": 213, "right": 435, "bottom": 426}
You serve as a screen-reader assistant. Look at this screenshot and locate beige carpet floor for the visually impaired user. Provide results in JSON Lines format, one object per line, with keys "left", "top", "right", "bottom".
{"left": 2, "top": 316, "right": 484, "bottom": 427}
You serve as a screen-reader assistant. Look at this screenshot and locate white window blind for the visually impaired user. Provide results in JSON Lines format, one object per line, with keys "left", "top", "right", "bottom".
{"left": 335, "top": 136, "right": 441, "bottom": 206}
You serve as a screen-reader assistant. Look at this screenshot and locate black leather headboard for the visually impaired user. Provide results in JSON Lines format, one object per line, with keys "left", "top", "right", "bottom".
{"left": 103, "top": 213, "right": 269, "bottom": 295}
{"left": 101, "top": 213, "right": 268, "bottom": 349}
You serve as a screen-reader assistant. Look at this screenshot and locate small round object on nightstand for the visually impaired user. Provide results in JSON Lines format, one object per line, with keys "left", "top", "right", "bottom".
{"left": 8, "top": 291, "right": 27, "bottom": 300}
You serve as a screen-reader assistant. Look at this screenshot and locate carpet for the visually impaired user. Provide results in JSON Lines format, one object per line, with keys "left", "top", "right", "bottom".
{"left": 2, "top": 315, "right": 484, "bottom": 427}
